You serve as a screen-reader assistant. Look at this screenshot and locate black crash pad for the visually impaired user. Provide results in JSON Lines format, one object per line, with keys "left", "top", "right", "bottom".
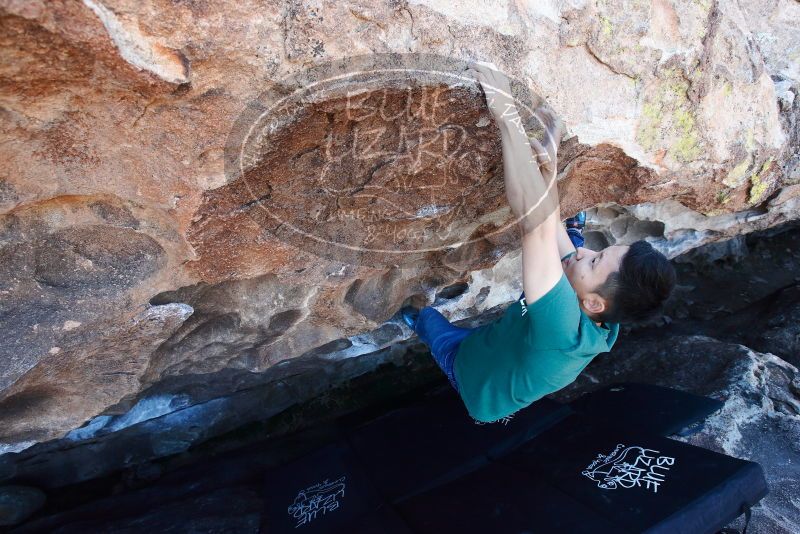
{"left": 397, "top": 460, "right": 621, "bottom": 533}
{"left": 261, "top": 385, "right": 767, "bottom": 533}
{"left": 260, "top": 438, "right": 414, "bottom": 533}
{"left": 344, "top": 385, "right": 570, "bottom": 502}
{"left": 569, "top": 382, "right": 724, "bottom": 437}
{"left": 499, "top": 414, "right": 768, "bottom": 534}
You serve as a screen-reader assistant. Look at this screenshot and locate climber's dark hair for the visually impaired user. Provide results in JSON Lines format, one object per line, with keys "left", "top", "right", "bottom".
{"left": 594, "top": 240, "right": 676, "bottom": 324}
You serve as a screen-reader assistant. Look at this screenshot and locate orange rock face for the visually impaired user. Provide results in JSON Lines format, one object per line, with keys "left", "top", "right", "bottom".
{"left": 0, "top": 0, "right": 798, "bottom": 447}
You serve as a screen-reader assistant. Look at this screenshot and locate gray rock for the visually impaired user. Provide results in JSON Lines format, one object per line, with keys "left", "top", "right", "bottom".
{"left": 0, "top": 485, "right": 46, "bottom": 526}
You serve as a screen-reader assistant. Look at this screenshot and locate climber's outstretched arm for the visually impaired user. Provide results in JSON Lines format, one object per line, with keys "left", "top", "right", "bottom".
{"left": 498, "top": 117, "right": 562, "bottom": 304}
{"left": 556, "top": 222, "right": 577, "bottom": 261}
{"left": 464, "top": 62, "right": 562, "bottom": 305}
{"left": 525, "top": 108, "right": 576, "bottom": 264}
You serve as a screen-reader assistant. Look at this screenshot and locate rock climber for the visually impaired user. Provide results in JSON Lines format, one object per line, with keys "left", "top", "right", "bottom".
{"left": 401, "top": 61, "right": 676, "bottom": 424}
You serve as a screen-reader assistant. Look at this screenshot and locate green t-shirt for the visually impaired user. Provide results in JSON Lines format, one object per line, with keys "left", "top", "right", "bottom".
{"left": 453, "top": 271, "right": 620, "bottom": 423}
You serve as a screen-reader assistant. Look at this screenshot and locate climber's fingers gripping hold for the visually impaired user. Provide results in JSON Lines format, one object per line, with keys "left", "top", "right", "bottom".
{"left": 530, "top": 107, "right": 565, "bottom": 178}
{"left": 466, "top": 61, "right": 512, "bottom": 98}
{"left": 534, "top": 107, "right": 565, "bottom": 156}
{"left": 528, "top": 136, "right": 554, "bottom": 177}
{"left": 463, "top": 65, "right": 491, "bottom": 97}
{"left": 464, "top": 62, "right": 520, "bottom": 131}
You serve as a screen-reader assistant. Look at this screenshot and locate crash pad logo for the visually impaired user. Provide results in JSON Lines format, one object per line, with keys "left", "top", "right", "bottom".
{"left": 287, "top": 476, "right": 346, "bottom": 528}
{"left": 474, "top": 411, "right": 516, "bottom": 425}
{"left": 582, "top": 444, "right": 675, "bottom": 493}
{"left": 224, "top": 53, "right": 556, "bottom": 268}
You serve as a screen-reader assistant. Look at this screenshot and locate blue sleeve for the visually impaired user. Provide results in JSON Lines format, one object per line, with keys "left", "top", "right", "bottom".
{"left": 567, "top": 228, "right": 585, "bottom": 249}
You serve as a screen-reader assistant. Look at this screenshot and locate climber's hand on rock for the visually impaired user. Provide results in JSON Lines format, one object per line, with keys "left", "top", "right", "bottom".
{"left": 528, "top": 106, "right": 565, "bottom": 178}
{"left": 463, "top": 61, "right": 525, "bottom": 136}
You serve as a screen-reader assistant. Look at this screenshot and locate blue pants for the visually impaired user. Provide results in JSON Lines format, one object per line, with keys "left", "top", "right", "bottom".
{"left": 414, "top": 307, "right": 483, "bottom": 392}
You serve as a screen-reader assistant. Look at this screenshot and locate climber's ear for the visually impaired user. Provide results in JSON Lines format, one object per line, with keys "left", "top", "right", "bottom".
{"left": 581, "top": 292, "right": 606, "bottom": 316}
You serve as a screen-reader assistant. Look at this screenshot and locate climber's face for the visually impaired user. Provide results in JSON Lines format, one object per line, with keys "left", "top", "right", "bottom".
{"left": 562, "top": 245, "right": 629, "bottom": 317}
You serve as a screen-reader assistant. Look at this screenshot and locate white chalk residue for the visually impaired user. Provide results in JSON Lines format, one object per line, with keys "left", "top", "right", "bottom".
{"left": 0, "top": 440, "right": 37, "bottom": 457}
{"left": 65, "top": 415, "right": 114, "bottom": 442}
{"left": 323, "top": 334, "right": 381, "bottom": 361}
{"left": 415, "top": 205, "right": 451, "bottom": 218}
{"left": 82, "top": 0, "right": 189, "bottom": 84}
{"left": 66, "top": 394, "right": 192, "bottom": 441}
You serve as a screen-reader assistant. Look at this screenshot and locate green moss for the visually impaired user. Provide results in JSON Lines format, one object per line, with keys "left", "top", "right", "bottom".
{"left": 722, "top": 82, "right": 733, "bottom": 97}
{"left": 642, "top": 102, "right": 662, "bottom": 119}
{"left": 672, "top": 130, "right": 701, "bottom": 161}
{"left": 636, "top": 68, "right": 704, "bottom": 162}
{"left": 745, "top": 129, "right": 755, "bottom": 152}
{"left": 749, "top": 176, "right": 768, "bottom": 204}
{"left": 599, "top": 15, "right": 613, "bottom": 37}
{"left": 704, "top": 208, "right": 725, "bottom": 217}
{"left": 664, "top": 70, "right": 690, "bottom": 98}
{"left": 671, "top": 108, "right": 701, "bottom": 162}
{"left": 748, "top": 158, "right": 774, "bottom": 204}
{"left": 694, "top": 0, "right": 712, "bottom": 13}
{"left": 673, "top": 108, "right": 693, "bottom": 130}
{"left": 636, "top": 102, "right": 663, "bottom": 151}
{"left": 723, "top": 157, "right": 752, "bottom": 188}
